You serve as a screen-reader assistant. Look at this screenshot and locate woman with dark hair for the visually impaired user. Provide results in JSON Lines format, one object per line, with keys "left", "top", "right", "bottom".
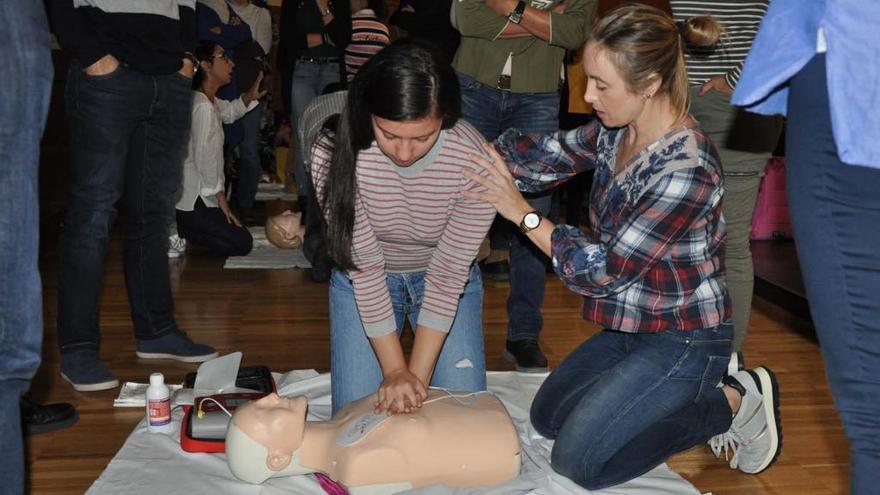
{"left": 174, "top": 41, "right": 265, "bottom": 257}
{"left": 465, "top": 5, "right": 783, "bottom": 490}
{"left": 310, "top": 39, "right": 495, "bottom": 415}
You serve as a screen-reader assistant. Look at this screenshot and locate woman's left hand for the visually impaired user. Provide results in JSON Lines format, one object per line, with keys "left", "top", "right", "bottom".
{"left": 462, "top": 143, "right": 534, "bottom": 224}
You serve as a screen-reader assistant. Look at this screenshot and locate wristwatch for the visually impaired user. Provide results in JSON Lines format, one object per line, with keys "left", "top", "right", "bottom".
{"left": 508, "top": 0, "right": 527, "bottom": 24}
{"left": 519, "top": 210, "right": 542, "bottom": 234}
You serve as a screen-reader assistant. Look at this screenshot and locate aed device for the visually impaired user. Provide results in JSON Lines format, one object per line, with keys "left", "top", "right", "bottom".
{"left": 180, "top": 365, "right": 276, "bottom": 453}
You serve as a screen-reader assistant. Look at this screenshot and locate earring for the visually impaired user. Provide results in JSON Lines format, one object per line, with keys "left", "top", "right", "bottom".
{"left": 643, "top": 93, "right": 652, "bottom": 100}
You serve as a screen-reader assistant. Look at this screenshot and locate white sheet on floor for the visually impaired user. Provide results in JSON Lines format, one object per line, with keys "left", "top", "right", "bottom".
{"left": 86, "top": 371, "right": 705, "bottom": 495}
{"left": 223, "top": 228, "right": 311, "bottom": 269}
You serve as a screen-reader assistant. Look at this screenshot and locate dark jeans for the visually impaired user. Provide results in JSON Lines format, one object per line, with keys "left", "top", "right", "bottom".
{"left": 531, "top": 325, "right": 733, "bottom": 490}
{"left": 457, "top": 71, "right": 559, "bottom": 342}
{"left": 787, "top": 54, "right": 880, "bottom": 495}
{"left": 235, "top": 101, "right": 262, "bottom": 210}
{"left": 177, "top": 199, "right": 253, "bottom": 257}
{"left": 58, "top": 63, "right": 192, "bottom": 353}
{"left": 0, "top": 1, "right": 52, "bottom": 492}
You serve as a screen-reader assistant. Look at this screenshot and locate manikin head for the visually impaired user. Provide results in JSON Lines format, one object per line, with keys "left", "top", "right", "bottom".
{"left": 226, "top": 394, "right": 309, "bottom": 483}
{"left": 265, "top": 210, "right": 304, "bottom": 249}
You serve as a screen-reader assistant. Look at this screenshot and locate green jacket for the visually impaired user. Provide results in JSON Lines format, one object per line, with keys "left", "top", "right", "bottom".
{"left": 453, "top": 0, "right": 596, "bottom": 93}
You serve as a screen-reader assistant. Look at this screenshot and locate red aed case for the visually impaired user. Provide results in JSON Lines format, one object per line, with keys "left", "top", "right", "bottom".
{"left": 179, "top": 365, "right": 276, "bottom": 453}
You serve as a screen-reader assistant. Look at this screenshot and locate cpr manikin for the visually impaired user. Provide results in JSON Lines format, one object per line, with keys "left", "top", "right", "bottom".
{"left": 265, "top": 210, "right": 305, "bottom": 249}
{"left": 225, "top": 390, "right": 521, "bottom": 493}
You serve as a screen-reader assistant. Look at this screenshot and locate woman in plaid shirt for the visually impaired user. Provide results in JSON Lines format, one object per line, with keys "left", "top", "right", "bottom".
{"left": 464, "top": 4, "right": 783, "bottom": 490}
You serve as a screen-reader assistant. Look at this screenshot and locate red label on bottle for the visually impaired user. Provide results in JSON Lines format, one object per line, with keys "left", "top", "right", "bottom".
{"left": 148, "top": 398, "right": 171, "bottom": 426}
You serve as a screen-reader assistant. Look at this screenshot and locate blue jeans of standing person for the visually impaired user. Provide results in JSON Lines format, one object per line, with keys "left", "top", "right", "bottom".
{"left": 329, "top": 265, "right": 487, "bottom": 413}
{"left": 57, "top": 63, "right": 192, "bottom": 354}
{"left": 0, "top": 1, "right": 52, "bottom": 493}
{"left": 291, "top": 59, "right": 341, "bottom": 200}
{"left": 531, "top": 324, "right": 734, "bottom": 490}
{"left": 235, "top": 101, "right": 263, "bottom": 211}
{"left": 457, "top": 72, "right": 559, "bottom": 344}
{"left": 786, "top": 54, "right": 880, "bottom": 495}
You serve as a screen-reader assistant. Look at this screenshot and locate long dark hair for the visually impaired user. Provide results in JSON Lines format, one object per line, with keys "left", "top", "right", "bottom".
{"left": 192, "top": 40, "right": 221, "bottom": 91}
{"left": 322, "top": 38, "right": 461, "bottom": 270}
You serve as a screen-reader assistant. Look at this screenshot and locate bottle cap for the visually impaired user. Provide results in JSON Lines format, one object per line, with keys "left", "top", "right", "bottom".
{"left": 150, "top": 372, "right": 165, "bottom": 386}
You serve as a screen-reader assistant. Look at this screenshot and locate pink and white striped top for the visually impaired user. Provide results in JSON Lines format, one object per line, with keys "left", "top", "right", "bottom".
{"left": 345, "top": 9, "right": 390, "bottom": 82}
{"left": 311, "top": 120, "right": 495, "bottom": 337}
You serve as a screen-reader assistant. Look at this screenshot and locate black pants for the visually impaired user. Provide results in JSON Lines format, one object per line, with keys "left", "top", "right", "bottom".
{"left": 177, "top": 198, "right": 253, "bottom": 257}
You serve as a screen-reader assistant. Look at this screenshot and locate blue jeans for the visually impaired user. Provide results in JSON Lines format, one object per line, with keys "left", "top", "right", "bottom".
{"left": 787, "top": 54, "right": 880, "bottom": 495}
{"left": 291, "top": 60, "right": 341, "bottom": 199}
{"left": 457, "top": 72, "right": 559, "bottom": 343}
{"left": 235, "top": 101, "right": 263, "bottom": 210}
{"left": 531, "top": 325, "right": 733, "bottom": 490}
{"left": 0, "top": 1, "right": 52, "bottom": 493}
{"left": 329, "top": 265, "right": 487, "bottom": 413}
{"left": 58, "top": 63, "right": 193, "bottom": 353}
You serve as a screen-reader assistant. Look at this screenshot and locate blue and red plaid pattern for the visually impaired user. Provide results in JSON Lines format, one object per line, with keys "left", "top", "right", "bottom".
{"left": 495, "top": 121, "right": 731, "bottom": 332}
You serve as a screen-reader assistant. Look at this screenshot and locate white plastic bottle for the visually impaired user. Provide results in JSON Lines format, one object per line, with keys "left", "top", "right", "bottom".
{"left": 146, "top": 372, "right": 172, "bottom": 433}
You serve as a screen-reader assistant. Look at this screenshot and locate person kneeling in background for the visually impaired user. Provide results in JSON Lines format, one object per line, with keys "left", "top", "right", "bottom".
{"left": 175, "top": 41, "right": 266, "bottom": 257}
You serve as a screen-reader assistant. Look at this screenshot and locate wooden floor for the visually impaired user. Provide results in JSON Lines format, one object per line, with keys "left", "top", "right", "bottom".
{"left": 25, "top": 232, "right": 848, "bottom": 494}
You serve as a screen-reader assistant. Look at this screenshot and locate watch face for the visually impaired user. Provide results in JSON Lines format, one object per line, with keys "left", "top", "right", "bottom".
{"left": 523, "top": 212, "right": 540, "bottom": 229}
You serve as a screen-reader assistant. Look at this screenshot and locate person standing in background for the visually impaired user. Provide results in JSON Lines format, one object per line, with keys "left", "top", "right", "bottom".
{"left": 0, "top": 1, "right": 54, "bottom": 492}
{"left": 227, "top": 0, "right": 273, "bottom": 222}
{"left": 47, "top": 0, "right": 218, "bottom": 392}
{"left": 453, "top": 0, "right": 595, "bottom": 373}
{"left": 345, "top": 0, "right": 390, "bottom": 81}
{"left": 278, "top": 0, "right": 351, "bottom": 204}
{"left": 732, "top": 1, "right": 880, "bottom": 492}
{"left": 670, "top": 0, "right": 780, "bottom": 360}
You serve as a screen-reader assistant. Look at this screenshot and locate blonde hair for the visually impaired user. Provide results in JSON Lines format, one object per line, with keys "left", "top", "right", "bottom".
{"left": 589, "top": 3, "right": 723, "bottom": 123}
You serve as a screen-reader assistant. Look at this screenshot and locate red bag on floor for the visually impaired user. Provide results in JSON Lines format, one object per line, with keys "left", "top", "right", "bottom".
{"left": 750, "top": 157, "right": 792, "bottom": 240}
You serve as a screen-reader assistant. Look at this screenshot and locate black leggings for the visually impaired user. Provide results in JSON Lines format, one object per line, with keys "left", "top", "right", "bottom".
{"left": 177, "top": 198, "right": 252, "bottom": 257}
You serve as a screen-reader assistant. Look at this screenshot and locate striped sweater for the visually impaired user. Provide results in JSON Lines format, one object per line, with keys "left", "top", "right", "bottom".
{"left": 311, "top": 120, "right": 495, "bottom": 337}
{"left": 345, "top": 9, "right": 391, "bottom": 82}
{"left": 670, "top": 0, "right": 769, "bottom": 88}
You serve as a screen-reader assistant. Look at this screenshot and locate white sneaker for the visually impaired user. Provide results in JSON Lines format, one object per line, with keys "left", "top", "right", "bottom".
{"left": 168, "top": 234, "right": 186, "bottom": 258}
{"left": 709, "top": 367, "right": 782, "bottom": 474}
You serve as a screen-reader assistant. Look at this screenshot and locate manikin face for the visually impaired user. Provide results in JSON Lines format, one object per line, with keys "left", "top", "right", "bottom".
{"left": 582, "top": 42, "right": 652, "bottom": 128}
{"left": 237, "top": 394, "right": 307, "bottom": 455}
{"left": 371, "top": 115, "right": 443, "bottom": 167}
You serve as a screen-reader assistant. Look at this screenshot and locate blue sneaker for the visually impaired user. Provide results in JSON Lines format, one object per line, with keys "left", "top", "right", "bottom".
{"left": 136, "top": 331, "right": 218, "bottom": 363}
{"left": 60, "top": 351, "right": 119, "bottom": 392}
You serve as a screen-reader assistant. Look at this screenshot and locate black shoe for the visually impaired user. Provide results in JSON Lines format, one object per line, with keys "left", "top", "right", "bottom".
{"left": 503, "top": 339, "right": 549, "bottom": 373}
{"left": 20, "top": 394, "right": 78, "bottom": 434}
{"left": 480, "top": 260, "right": 510, "bottom": 281}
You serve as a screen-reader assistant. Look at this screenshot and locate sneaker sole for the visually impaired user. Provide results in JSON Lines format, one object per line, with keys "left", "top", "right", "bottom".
{"left": 747, "top": 366, "right": 783, "bottom": 474}
{"left": 502, "top": 349, "right": 549, "bottom": 373}
{"left": 135, "top": 350, "right": 219, "bottom": 363}
{"left": 61, "top": 373, "right": 119, "bottom": 392}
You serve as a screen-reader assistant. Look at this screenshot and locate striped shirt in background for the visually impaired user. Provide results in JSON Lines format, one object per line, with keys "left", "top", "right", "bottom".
{"left": 670, "top": 0, "right": 769, "bottom": 88}
{"left": 345, "top": 9, "right": 391, "bottom": 81}
{"left": 311, "top": 120, "right": 495, "bottom": 337}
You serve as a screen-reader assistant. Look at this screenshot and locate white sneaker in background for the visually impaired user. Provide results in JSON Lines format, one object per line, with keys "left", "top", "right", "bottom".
{"left": 168, "top": 234, "right": 186, "bottom": 258}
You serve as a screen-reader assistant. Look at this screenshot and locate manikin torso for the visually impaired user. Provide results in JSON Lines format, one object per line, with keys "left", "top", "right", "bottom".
{"left": 226, "top": 390, "right": 522, "bottom": 493}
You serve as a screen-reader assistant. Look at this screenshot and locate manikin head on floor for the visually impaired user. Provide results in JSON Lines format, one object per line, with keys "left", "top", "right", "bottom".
{"left": 265, "top": 210, "right": 304, "bottom": 249}
{"left": 225, "top": 391, "right": 521, "bottom": 491}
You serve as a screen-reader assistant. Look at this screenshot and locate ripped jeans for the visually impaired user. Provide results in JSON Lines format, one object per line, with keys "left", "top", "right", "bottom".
{"left": 329, "top": 265, "right": 486, "bottom": 414}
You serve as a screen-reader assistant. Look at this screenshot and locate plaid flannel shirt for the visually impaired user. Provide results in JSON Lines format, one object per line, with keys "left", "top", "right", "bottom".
{"left": 495, "top": 121, "right": 731, "bottom": 332}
